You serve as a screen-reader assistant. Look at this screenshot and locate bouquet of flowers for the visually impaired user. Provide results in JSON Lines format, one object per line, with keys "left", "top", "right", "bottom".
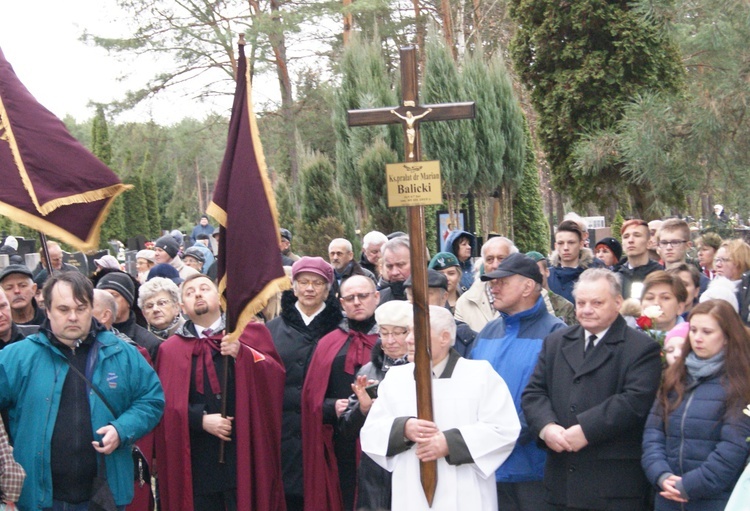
{"left": 636, "top": 305, "right": 668, "bottom": 364}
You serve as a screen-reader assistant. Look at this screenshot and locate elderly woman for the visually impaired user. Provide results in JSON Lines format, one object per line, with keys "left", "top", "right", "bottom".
{"left": 642, "top": 300, "right": 750, "bottom": 510}
{"left": 136, "top": 249, "right": 157, "bottom": 284}
{"left": 713, "top": 239, "right": 750, "bottom": 283}
{"left": 137, "top": 276, "right": 184, "bottom": 339}
{"left": 340, "top": 300, "right": 412, "bottom": 511}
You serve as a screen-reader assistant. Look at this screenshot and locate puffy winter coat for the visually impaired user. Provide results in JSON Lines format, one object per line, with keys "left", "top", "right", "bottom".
{"left": 642, "top": 373, "right": 750, "bottom": 511}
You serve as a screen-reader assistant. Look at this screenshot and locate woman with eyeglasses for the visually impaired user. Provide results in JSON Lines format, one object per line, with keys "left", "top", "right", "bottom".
{"left": 340, "top": 300, "right": 412, "bottom": 511}
{"left": 641, "top": 299, "right": 750, "bottom": 510}
{"left": 711, "top": 239, "right": 750, "bottom": 325}
{"left": 138, "top": 277, "right": 185, "bottom": 339}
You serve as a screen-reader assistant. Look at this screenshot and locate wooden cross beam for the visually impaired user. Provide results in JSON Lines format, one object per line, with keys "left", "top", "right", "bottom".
{"left": 347, "top": 46, "right": 474, "bottom": 507}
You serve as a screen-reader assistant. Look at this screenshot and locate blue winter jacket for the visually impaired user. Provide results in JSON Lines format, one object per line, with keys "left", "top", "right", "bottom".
{"left": 469, "top": 296, "right": 566, "bottom": 482}
{"left": 641, "top": 373, "right": 750, "bottom": 511}
{"left": 0, "top": 325, "right": 165, "bottom": 510}
{"left": 442, "top": 229, "right": 476, "bottom": 292}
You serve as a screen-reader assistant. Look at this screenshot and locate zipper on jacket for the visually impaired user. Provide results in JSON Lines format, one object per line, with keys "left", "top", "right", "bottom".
{"left": 678, "top": 391, "right": 696, "bottom": 477}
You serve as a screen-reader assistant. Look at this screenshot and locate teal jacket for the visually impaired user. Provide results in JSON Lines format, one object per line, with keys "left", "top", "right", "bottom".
{"left": 0, "top": 325, "right": 165, "bottom": 510}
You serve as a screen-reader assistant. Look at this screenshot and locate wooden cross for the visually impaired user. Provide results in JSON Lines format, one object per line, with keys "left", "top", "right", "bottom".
{"left": 347, "top": 46, "right": 474, "bottom": 506}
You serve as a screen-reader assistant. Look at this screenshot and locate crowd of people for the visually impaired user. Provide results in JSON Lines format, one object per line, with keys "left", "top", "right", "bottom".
{"left": 0, "top": 211, "right": 748, "bottom": 511}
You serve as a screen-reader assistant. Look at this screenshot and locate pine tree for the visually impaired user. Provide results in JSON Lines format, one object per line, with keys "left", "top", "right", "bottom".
{"left": 422, "top": 31, "right": 477, "bottom": 221}
{"left": 510, "top": 0, "right": 683, "bottom": 209}
{"left": 122, "top": 173, "right": 151, "bottom": 240}
{"left": 142, "top": 172, "right": 161, "bottom": 239}
{"left": 359, "top": 140, "right": 406, "bottom": 234}
{"left": 512, "top": 121, "right": 549, "bottom": 254}
{"left": 298, "top": 154, "right": 347, "bottom": 256}
{"left": 611, "top": 210, "right": 625, "bottom": 243}
{"left": 92, "top": 106, "right": 126, "bottom": 246}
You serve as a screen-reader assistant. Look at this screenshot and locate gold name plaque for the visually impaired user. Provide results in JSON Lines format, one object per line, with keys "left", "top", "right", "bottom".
{"left": 386, "top": 161, "right": 442, "bottom": 207}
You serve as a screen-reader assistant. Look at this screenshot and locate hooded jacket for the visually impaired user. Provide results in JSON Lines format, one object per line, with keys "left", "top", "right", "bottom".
{"left": 443, "top": 229, "right": 476, "bottom": 292}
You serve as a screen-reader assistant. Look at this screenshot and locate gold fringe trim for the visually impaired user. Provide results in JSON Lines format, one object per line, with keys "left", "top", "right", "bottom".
{"left": 206, "top": 201, "right": 227, "bottom": 227}
{"left": 0, "top": 93, "right": 130, "bottom": 217}
{"left": 36, "top": 184, "right": 132, "bottom": 216}
{"left": 245, "top": 62, "right": 283, "bottom": 246}
{"left": 220, "top": 275, "right": 291, "bottom": 343}
{"left": 0, "top": 182, "right": 130, "bottom": 252}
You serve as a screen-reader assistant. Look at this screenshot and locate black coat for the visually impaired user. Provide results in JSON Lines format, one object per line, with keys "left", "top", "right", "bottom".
{"left": 114, "top": 311, "right": 162, "bottom": 363}
{"left": 266, "top": 290, "right": 343, "bottom": 500}
{"left": 522, "top": 315, "right": 662, "bottom": 510}
{"left": 339, "top": 341, "right": 408, "bottom": 511}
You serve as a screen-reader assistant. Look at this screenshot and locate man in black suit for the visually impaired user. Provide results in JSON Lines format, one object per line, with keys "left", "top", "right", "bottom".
{"left": 522, "top": 268, "right": 662, "bottom": 511}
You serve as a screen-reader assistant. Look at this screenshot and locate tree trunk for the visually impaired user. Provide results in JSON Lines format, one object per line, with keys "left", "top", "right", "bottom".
{"left": 440, "top": 0, "right": 456, "bottom": 58}
{"left": 554, "top": 190, "right": 565, "bottom": 228}
{"left": 343, "top": 0, "right": 353, "bottom": 46}
{"left": 250, "top": 0, "right": 299, "bottom": 185}
{"left": 413, "top": 0, "right": 426, "bottom": 70}
{"left": 456, "top": 0, "right": 466, "bottom": 62}
{"left": 195, "top": 160, "right": 203, "bottom": 213}
{"left": 472, "top": 0, "right": 482, "bottom": 45}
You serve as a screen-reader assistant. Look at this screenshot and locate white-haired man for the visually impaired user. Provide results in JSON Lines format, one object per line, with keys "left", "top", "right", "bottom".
{"left": 455, "top": 236, "right": 518, "bottom": 332}
{"left": 361, "top": 306, "right": 520, "bottom": 510}
{"left": 360, "top": 231, "right": 388, "bottom": 278}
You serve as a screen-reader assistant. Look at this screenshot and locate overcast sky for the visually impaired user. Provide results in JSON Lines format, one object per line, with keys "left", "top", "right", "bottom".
{"left": 0, "top": 0, "right": 256, "bottom": 125}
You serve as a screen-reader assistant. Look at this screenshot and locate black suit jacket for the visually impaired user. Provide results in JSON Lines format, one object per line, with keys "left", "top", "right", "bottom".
{"left": 522, "top": 314, "right": 662, "bottom": 510}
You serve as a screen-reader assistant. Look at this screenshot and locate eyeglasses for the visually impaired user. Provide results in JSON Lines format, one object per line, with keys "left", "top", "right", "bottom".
{"left": 340, "top": 292, "right": 375, "bottom": 303}
{"left": 714, "top": 257, "right": 731, "bottom": 264}
{"left": 143, "top": 298, "right": 174, "bottom": 311}
{"left": 658, "top": 240, "right": 687, "bottom": 248}
{"left": 380, "top": 328, "right": 409, "bottom": 339}
{"left": 297, "top": 279, "right": 327, "bottom": 289}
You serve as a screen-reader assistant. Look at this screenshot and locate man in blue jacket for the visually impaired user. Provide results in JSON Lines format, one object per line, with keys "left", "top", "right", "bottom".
{"left": 470, "top": 253, "right": 566, "bottom": 511}
{"left": 0, "top": 271, "right": 165, "bottom": 511}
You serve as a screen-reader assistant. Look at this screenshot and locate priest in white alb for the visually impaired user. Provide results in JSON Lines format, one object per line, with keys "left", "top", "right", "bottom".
{"left": 360, "top": 305, "right": 520, "bottom": 510}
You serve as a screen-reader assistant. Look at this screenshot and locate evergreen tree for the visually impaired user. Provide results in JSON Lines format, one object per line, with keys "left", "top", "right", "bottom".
{"left": 92, "top": 106, "right": 126, "bottom": 246}
{"left": 122, "top": 173, "right": 151, "bottom": 240}
{"left": 142, "top": 173, "right": 161, "bottom": 239}
{"left": 512, "top": 121, "right": 549, "bottom": 254}
{"left": 333, "top": 34, "right": 402, "bottom": 222}
{"left": 509, "top": 0, "right": 683, "bottom": 211}
{"left": 274, "top": 179, "right": 298, "bottom": 235}
{"left": 611, "top": 211, "right": 625, "bottom": 243}
{"left": 422, "top": 31, "right": 477, "bottom": 220}
{"left": 359, "top": 140, "right": 406, "bottom": 234}
{"left": 298, "top": 154, "right": 348, "bottom": 256}
{"left": 462, "top": 50, "right": 505, "bottom": 236}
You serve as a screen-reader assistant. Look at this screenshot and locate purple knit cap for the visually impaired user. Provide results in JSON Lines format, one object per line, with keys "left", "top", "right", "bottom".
{"left": 292, "top": 256, "right": 333, "bottom": 284}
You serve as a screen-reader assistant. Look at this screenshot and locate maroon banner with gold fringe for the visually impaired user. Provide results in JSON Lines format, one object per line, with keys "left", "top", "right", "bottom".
{"left": 207, "top": 41, "right": 290, "bottom": 339}
{"left": 0, "top": 47, "right": 130, "bottom": 251}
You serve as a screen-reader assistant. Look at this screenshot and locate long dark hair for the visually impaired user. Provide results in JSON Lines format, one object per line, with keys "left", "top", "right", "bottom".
{"left": 658, "top": 299, "right": 750, "bottom": 418}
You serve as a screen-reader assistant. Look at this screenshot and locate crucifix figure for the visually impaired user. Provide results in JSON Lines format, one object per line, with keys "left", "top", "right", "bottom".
{"left": 348, "top": 46, "right": 474, "bottom": 506}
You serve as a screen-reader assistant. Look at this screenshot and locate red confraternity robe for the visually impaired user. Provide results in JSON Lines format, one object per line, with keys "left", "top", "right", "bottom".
{"left": 155, "top": 322, "right": 287, "bottom": 511}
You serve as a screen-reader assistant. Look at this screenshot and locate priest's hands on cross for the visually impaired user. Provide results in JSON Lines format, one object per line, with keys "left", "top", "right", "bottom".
{"left": 404, "top": 418, "right": 448, "bottom": 461}
{"left": 203, "top": 414, "right": 234, "bottom": 441}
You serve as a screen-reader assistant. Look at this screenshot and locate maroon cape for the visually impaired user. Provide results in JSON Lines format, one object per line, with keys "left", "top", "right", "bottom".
{"left": 301, "top": 328, "right": 378, "bottom": 511}
{"left": 155, "top": 323, "right": 286, "bottom": 511}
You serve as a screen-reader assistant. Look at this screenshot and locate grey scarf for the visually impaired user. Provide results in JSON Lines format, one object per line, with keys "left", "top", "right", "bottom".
{"left": 685, "top": 350, "right": 725, "bottom": 381}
